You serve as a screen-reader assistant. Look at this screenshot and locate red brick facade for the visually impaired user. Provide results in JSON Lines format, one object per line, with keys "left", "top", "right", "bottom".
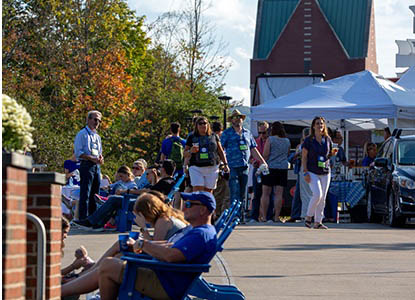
{"left": 2, "top": 152, "right": 65, "bottom": 300}
{"left": 251, "top": 0, "right": 378, "bottom": 85}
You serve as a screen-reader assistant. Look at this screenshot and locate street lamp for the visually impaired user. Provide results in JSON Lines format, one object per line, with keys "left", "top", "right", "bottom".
{"left": 218, "top": 96, "right": 232, "bottom": 129}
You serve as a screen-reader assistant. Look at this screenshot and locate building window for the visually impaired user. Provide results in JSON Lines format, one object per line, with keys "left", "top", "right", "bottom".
{"left": 304, "top": 60, "right": 311, "bottom": 73}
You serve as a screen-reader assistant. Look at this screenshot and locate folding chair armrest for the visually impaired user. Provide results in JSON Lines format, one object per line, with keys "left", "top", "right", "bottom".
{"left": 122, "top": 252, "right": 152, "bottom": 259}
{"left": 121, "top": 256, "right": 210, "bottom": 273}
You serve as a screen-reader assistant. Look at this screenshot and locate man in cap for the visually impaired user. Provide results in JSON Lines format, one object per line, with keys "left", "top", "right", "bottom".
{"left": 62, "top": 192, "right": 218, "bottom": 299}
{"left": 220, "top": 109, "right": 267, "bottom": 219}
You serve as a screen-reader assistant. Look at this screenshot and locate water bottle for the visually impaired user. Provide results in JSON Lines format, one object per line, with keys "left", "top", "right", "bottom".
{"left": 73, "top": 169, "right": 80, "bottom": 182}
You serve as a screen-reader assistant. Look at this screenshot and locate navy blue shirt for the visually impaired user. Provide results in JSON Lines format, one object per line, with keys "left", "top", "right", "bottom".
{"left": 63, "top": 160, "right": 80, "bottom": 185}
{"left": 303, "top": 136, "right": 332, "bottom": 175}
{"left": 156, "top": 224, "right": 217, "bottom": 300}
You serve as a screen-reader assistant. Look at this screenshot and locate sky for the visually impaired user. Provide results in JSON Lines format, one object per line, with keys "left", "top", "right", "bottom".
{"left": 128, "top": 0, "right": 415, "bottom": 106}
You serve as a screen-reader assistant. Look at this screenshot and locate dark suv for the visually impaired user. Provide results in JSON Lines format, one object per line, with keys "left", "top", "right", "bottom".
{"left": 366, "top": 130, "right": 415, "bottom": 227}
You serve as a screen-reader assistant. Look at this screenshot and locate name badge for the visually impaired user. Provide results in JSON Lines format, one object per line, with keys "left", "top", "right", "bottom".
{"left": 239, "top": 144, "right": 248, "bottom": 151}
{"left": 201, "top": 147, "right": 207, "bottom": 153}
{"left": 317, "top": 156, "right": 326, "bottom": 168}
{"left": 199, "top": 153, "right": 209, "bottom": 160}
{"left": 92, "top": 148, "right": 99, "bottom": 156}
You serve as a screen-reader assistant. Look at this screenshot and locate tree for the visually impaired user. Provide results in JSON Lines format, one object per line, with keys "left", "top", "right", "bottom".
{"left": 149, "top": 0, "right": 231, "bottom": 93}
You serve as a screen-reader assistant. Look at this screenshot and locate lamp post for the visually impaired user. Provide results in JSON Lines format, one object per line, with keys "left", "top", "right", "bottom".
{"left": 218, "top": 96, "right": 232, "bottom": 129}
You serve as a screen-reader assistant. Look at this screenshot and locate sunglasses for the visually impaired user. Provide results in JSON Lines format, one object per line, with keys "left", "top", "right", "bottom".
{"left": 198, "top": 122, "right": 207, "bottom": 125}
{"left": 184, "top": 201, "right": 204, "bottom": 209}
{"left": 132, "top": 166, "right": 143, "bottom": 170}
{"left": 232, "top": 116, "right": 243, "bottom": 120}
{"left": 258, "top": 131, "right": 267, "bottom": 134}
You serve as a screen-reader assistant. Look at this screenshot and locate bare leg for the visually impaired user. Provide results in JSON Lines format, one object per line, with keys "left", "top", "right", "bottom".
{"left": 259, "top": 185, "right": 272, "bottom": 222}
{"left": 192, "top": 186, "right": 204, "bottom": 192}
{"left": 273, "top": 186, "right": 284, "bottom": 221}
{"left": 99, "top": 257, "right": 124, "bottom": 300}
{"left": 203, "top": 187, "right": 213, "bottom": 193}
{"left": 61, "top": 267, "right": 100, "bottom": 296}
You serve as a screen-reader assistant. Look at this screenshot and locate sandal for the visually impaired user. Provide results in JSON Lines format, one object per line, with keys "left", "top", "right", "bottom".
{"left": 314, "top": 223, "right": 328, "bottom": 229}
{"left": 305, "top": 219, "right": 312, "bottom": 228}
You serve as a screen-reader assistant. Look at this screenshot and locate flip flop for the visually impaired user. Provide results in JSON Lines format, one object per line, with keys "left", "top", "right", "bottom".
{"left": 305, "top": 220, "right": 312, "bottom": 228}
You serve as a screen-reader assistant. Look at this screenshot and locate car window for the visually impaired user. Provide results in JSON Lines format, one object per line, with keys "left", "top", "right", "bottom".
{"left": 397, "top": 140, "right": 415, "bottom": 165}
{"left": 377, "top": 140, "right": 391, "bottom": 158}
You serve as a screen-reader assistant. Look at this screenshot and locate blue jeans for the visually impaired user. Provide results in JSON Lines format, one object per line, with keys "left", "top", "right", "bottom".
{"left": 88, "top": 195, "right": 136, "bottom": 226}
{"left": 229, "top": 166, "right": 249, "bottom": 215}
{"left": 290, "top": 174, "right": 302, "bottom": 219}
{"left": 79, "top": 161, "right": 101, "bottom": 219}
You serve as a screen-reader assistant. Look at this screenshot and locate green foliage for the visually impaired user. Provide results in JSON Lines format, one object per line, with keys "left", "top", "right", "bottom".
{"left": 2, "top": 0, "right": 229, "bottom": 177}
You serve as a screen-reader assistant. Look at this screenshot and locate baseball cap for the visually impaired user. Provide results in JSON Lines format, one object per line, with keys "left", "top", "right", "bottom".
{"left": 180, "top": 191, "right": 216, "bottom": 213}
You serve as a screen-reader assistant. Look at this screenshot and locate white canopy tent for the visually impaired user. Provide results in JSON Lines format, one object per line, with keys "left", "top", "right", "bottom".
{"left": 397, "top": 66, "right": 415, "bottom": 91}
{"left": 251, "top": 70, "right": 415, "bottom": 131}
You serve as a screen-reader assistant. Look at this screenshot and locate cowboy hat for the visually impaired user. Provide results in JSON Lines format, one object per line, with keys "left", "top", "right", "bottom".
{"left": 227, "top": 109, "right": 246, "bottom": 122}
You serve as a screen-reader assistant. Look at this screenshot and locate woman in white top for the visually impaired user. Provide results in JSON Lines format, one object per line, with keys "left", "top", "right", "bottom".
{"left": 260, "top": 122, "right": 291, "bottom": 222}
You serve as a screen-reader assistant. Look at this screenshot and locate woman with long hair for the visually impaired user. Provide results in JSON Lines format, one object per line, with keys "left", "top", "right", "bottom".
{"left": 259, "top": 121, "right": 290, "bottom": 222}
{"left": 362, "top": 142, "right": 377, "bottom": 166}
{"left": 133, "top": 190, "right": 188, "bottom": 240}
{"left": 302, "top": 116, "right": 332, "bottom": 229}
{"left": 184, "top": 116, "right": 229, "bottom": 193}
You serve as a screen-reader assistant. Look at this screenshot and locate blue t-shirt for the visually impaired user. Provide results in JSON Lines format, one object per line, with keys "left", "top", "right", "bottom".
{"left": 63, "top": 159, "right": 80, "bottom": 185}
{"left": 156, "top": 224, "right": 217, "bottom": 300}
{"left": 161, "top": 136, "right": 186, "bottom": 175}
{"left": 303, "top": 136, "right": 332, "bottom": 175}
{"left": 362, "top": 156, "right": 374, "bottom": 166}
{"left": 220, "top": 127, "right": 257, "bottom": 168}
{"left": 161, "top": 136, "right": 186, "bottom": 157}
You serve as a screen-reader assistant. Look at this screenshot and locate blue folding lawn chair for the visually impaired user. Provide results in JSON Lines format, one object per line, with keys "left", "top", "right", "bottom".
{"left": 166, "top": 173, "right": 186, "bottom": 205}
{"left": 115, "top": 194, "right": 139, "bottom": 232}
{"left": 118, "top": 217, "right": 244, "bottom": 300}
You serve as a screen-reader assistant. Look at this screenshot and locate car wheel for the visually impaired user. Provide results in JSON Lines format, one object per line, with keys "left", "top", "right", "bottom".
{"left": 388, "top": 191, "right": 406, "bottom": 227}
{"left": 367, "top": 189, "right": 382, "bottom": 223}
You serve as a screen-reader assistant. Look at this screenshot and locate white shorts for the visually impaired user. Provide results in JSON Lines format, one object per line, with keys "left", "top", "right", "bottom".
{"left": 189, "top": 165, "right": 219, "bottom": 190}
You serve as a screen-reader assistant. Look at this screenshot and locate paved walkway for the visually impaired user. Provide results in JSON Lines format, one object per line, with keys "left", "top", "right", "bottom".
{"left": 63, "top": 222, "right": 415, "bottom": 299}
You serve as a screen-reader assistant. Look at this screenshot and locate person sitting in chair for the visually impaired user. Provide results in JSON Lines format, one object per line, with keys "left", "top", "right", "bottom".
{"left": 61, "top": 192, "right": 217, "bottom": 300}
{"left": 73, "top": 160, "right": 177, "bottom": 231}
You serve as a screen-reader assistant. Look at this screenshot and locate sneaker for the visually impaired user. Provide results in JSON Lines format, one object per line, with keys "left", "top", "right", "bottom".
{"left": 73, "top": 219, "right": 93, "bottom": 230}
{"left": 90, "top": 225, "right": 104, "bottom": 232}
{"left": 248, "top": 219, "right": 258, "bottom": 223}
{"left": 266, "top": 219, "right": 274, "bottom": 224}
{"left": 103, "top": 222, "right": 117, "bottom": 231}
{"left": 94, "top": 194, "right": 107, "bottom": 205}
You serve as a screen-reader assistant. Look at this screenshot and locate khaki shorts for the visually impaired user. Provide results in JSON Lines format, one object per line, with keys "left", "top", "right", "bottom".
{"left": 120, "top": 262, "right": 170, "bottom": 300}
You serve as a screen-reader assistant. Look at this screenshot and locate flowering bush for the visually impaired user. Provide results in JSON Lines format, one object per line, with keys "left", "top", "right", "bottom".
{"left": 2, "top": 94, "right": 35, "bottom": 152}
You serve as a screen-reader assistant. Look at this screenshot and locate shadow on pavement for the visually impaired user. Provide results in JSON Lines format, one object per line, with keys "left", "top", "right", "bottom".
{"left": 225, "top": 242, "right": 415, "bottom": 252}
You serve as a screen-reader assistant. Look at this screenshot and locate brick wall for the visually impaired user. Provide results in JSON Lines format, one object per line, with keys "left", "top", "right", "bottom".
{"left": 2, "top": 153, "right": 32, "bottom": 300}
{"left": 251, "top": 0, "right": 377, "bottom": 85}
{"left": 27, "top": 173, "right": 65, "bottom": 300}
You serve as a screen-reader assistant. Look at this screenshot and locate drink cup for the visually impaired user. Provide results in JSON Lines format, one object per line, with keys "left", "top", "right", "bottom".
{"left": 129, "top": 231, "right": 140, "bottom": 240}
{"left": 192, "top": 143, "right": 199, "bottom": 152}
{"left": 118, "top": 234, "right": 129, "bottom": 252}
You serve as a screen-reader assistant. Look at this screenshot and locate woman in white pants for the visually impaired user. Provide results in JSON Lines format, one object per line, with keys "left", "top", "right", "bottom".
{"left": 302, "top": 116, "right": 333, "bottom": 229}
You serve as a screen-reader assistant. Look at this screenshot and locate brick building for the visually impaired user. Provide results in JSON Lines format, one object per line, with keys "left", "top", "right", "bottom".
{"left": 251, "top": 0, "right": 378, "bottom": 94}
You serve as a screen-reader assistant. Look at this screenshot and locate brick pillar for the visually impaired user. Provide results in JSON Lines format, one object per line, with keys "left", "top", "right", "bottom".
{"left": 2, "top": 152, "right": 32, "bottom": 300}
{"left": 27, "top": 172, "right": 65, "bottom": 300}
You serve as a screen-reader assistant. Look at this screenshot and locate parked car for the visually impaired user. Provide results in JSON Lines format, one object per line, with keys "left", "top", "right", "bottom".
{"left": 366, "top": 130, "right": 415, "bottom": 227}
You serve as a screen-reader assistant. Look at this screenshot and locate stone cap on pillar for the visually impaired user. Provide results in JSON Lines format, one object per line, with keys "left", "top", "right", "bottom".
{"left": 2, "top": 152, "right": 32, "bottom": 170}
{"left": 28, "top": 172, "right": 66, "bottom": 186}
